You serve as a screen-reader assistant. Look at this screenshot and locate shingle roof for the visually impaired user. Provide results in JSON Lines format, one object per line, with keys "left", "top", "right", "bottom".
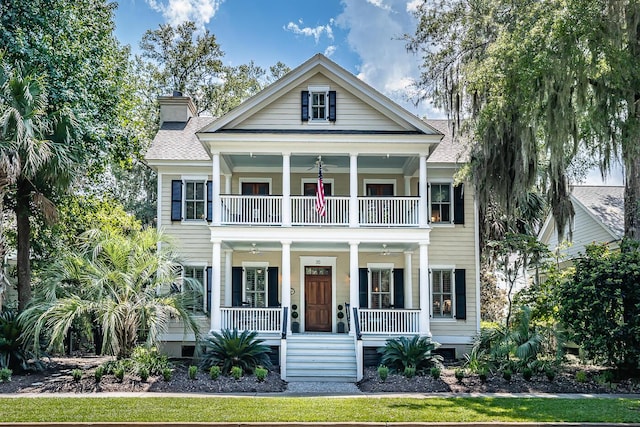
{"left": 571, "top": 185, "right": 625, "bottom": 238}
{"left": 424, "top": 119, "right": 469, "bottom": 163}
{"left": 145, "top": 117, "right": 215, "bottom": 161}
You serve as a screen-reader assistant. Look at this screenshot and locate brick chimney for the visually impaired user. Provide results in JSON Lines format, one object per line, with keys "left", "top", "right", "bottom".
{"left": 158, "top": 91, "right": 197, "bottom": 126}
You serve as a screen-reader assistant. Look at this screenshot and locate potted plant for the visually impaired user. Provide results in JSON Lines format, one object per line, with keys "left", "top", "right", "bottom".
{"left": 291, "top": 304, "right": 300, "bottom": 333}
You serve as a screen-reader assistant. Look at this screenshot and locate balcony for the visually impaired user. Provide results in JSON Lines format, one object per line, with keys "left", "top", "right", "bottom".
{"left": 219, "top": 195, "right": 420, "bottom": 227}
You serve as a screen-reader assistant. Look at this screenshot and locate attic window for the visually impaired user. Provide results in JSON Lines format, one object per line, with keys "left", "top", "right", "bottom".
{"left": 302, "top": 87, "right": 336, "bottom": 122}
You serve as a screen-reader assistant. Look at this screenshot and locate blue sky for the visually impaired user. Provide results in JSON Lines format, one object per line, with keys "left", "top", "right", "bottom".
{"left": 113, "top": 0, "right": 433, "bottom": 116}
{"left": 113, "top": 0, "right": 624, "bottom": 186}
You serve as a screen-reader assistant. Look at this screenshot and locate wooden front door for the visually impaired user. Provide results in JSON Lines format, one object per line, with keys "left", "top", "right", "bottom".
{"left": 305, "top": 267, "right": 332, "bottom": 332}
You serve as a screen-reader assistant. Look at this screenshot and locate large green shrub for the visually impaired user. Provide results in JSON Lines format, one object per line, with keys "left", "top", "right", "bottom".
{"left": 198, "top": 328, "right": 271, "bottom": 374}
{"left": 558, "top": 241, "right": 640, "bottom": 373}
{"left": 378, "top": 336, "right": 442, "bottom": 373}
{"left": 130, "top": 346, "right": 171, "bottom": 376}
{"left": 0, "top": 308, "right": 41, "bottom": 371}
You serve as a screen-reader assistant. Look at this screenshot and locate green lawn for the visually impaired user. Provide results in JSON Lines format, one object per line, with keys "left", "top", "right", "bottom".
{"left": 1, "top": 397, "right": 639, "bottom": 422}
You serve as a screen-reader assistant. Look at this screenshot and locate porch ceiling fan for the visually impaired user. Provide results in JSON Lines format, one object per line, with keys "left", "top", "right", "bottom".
{"left": 242, "top": 243, "right": 262, "bottom": 255}
{"left": 306, "top": 155, "right": 337, "bottom": 172}
{"left": 380, "top": 244, "right": 398, "bottom": 256}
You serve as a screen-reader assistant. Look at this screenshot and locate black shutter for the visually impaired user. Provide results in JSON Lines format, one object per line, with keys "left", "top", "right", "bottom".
{"left": 206, "top": 180, "right": 213, "bottom": 222}
{"left": 171, "top": 180, "right": 182, "bottom": 221}
{"left": 232, "top": 267, "right": 243, "bottom": 307}
{"left": 455, "top": 268, "right": 466, "bottom": 320}
{"left": 454, "top": 184, "right": 465, "bottom": 224}
{"left": 206, "top": 266, "right": 212, "bottom": 312}
{"left": 393, "top": 268, "right": 404, "bottom": 308}
{"left": 301, "top": 91, "right": 309, "bottom": 121}
{"left": 359, "top": 268, "right": 368, "bottom": 308}
{"left": 267, "top": 267, "right": 279, "bottom": 307}
{"left": 328, "top": 90, "right": 336, "bottom": 121}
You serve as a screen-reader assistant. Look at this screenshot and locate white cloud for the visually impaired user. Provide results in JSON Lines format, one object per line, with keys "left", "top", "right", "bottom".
{"left": 366, "top": 0, "right": 392, "bottom": 11}
{"left": 284, "top": 20, "right": 334, "bottom": 44}
{"left": 405, "top": 0, "right": 421, "bottom": 13}
{"left": 324, "top": 45, "right": 337, "bottom": 57}
{"left": 145, "top": 0, "right": 223, "bottom": 27}
{"left": 336, "top": 0, "right": 442, "bottom": 118}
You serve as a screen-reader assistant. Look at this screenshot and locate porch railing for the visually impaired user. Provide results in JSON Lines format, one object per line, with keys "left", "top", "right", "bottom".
{"left": 358, "top": 309, "right": 421, "bottom": 334}
{"left": 220, "top": 195, "right": 282, "bottom": 225}
{"left": 220, "top": 307, "right": 282, "bottom": 332}
{"left": 291, "top": 196, "right": 350, "bottom": 225}
{"left": 358, "top": 197, "right": 420, "bottom": 226}
{"left": 219, "top": 195, "right": 421, "bottom": 226}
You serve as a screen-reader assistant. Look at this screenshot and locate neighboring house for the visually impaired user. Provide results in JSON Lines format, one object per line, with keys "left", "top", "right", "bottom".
{"left": 538, "top": 185, "right": 625, "bottom": 262}
{"left": 145, "top": 54, "right": 480, "bottom": 382}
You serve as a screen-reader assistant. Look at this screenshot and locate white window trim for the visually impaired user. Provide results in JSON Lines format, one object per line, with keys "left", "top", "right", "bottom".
{"left": 363, "top": 179, "right": 397, "bottom": 196}
{"left": 301, "top": 178, "right": 335, "bottom": 195}
{"left": 182, "top": 263, "right": 207, "bottom": 313}
{"left": 242, "top": 262, "right": 269, "bottom": 308}
{"left": 181, "top": 175, "right": 208, "bottom": 223}
{"left": 238, "top": 177, "right": 273, "bottom": 195}
{"left": 429, "top": 265, "right": 456, "bottom": 321}
{"left": 367, "top": 262, "right": 395, "bottom": 309}
{"left": 307, "top": 85, "right": 330, "bottom": 124}
{"left": 428, "top": 180, "right": 454, "bottom": 226}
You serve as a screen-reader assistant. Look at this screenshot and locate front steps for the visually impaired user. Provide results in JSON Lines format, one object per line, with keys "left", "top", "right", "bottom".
{"left": 284, "top": 334, "right": 357, "bottom": 382}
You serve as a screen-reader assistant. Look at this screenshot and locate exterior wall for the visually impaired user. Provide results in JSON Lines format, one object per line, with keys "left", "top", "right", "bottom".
{"left": 228, "top": 73, "right": 408, "bottom": 132}
{"left": 542, "top": 204, "right": 619, "bottom": 260}
{"left": 231, "top": 172, "right": 413, "bottom": 196}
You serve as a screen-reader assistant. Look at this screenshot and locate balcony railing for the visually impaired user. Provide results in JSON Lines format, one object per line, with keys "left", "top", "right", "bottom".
{"left": 358, "top": 309, "right": 421, "bottom": 334}
{"left": 220, "top": 307, "right": 282, "bottom": 332}
{"left": 291, "top": 196, "right": 350, "bottom": 225}
{"left": 219, "top": 195, "right": 420, "bottom": 227}
{"left": 221, "top": 195, "right": 282, "bottom": 225}
{"left": 359, "top": 197, "right": 419, "bottom": 227}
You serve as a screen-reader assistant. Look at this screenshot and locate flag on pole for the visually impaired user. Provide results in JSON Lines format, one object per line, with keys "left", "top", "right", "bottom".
{"left": 315, "top": 162, "right": 326, "bottom": 217}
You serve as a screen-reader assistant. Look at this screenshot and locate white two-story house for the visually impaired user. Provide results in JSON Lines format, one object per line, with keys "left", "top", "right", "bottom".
{"left": 145, "top": 54, "right": 480, "bottom": 381}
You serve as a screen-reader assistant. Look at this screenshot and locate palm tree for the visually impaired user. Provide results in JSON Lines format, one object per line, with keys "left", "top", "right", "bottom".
{"left": 19, "top": 227, "right": 201, "bottom": 358}
{"left": 0, "top": 60, "right": 75, "bottom": 310}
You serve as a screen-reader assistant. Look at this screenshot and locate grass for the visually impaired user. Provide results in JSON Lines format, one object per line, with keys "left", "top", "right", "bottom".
{"left": 0, "top": 397, "right": 639, "bottom": 422}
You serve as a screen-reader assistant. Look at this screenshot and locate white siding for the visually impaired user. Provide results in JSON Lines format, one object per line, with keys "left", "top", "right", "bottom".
{"left": 227, "top": 73, "right": 409, "bottom": 132}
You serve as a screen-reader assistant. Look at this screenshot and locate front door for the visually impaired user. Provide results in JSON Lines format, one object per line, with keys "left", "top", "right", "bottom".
{"left": 305, "top": 266, "right": 332, "bottom": 332}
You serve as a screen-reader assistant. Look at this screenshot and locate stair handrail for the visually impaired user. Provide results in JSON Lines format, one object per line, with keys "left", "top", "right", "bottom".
{"left": 352, "top": 306, "right": 362, "bottom": 340}
{"left": 345, "top": 302, "right": 350, "bottom": 331}
{"left": 281, "top": 306, "right": 288, "bottom": 339}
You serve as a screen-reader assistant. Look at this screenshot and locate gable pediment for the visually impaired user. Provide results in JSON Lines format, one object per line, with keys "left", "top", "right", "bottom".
{"left": 198, "top": 54, "right": 440, "bottom": 136}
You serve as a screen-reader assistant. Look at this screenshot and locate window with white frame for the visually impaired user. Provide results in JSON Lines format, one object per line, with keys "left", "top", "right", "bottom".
{"left": 244, "top": 266, "right": 267, "bottom": 307}
{"left": 432, "top": 269, "right": 453, "bottom": 318}
{"left": 311, "top": 91, "right": 327, "bottom": 120}
{"left": 183, "top": 266, "right": 205, "bottom": 312}
{"left": 370, "top": 267, "right": 393, "bottom": 309}
{"left": 430, "top": 183, "right": 452, "bottom": 223}
{"left": 184, "top": 181, "right": 206, "bottom": 220}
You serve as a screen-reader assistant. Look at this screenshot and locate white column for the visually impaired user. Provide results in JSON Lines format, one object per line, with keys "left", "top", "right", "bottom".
{"left": 419, "top": 241, "right": 430, "bottom": 335}
{"left": 224, "top": 174, "right": 232, "bottom": 194}
{"left": 212, "top": 152, "right": 221, "bottom": 226}
{"left": 404, "top": 251, "right": 413, "bottom": 309}
{"left": 349, "top": 241, "right": 360, "bottom": 334}
{"left": 419, "top": 154, "right": 428, "bottom": 228}
{"left": 281, "top": 240, "right": 292, "bottom": 335}
{"left": 210, "top": 239, "right": 222, "bottom": 331}
{"left": 282, "top": 153, "right": 291, "bottom": 227}
{"left": 349, "top": 154, "right": 358, "bottom": 227}
{"left": 404, "top": 176, "right": 412, "bottom": 197}
{"left": 224, "top": 249, "right": 232, "bottom": 307}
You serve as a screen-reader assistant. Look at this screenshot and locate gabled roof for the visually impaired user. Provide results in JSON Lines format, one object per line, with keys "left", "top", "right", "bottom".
{"left": 146, "top": 117, "right": 214, "bottom": 161}
{"left": 571, "top": 185, "right": 624, "bottom": 239}
{"left": 424, "top": 120, "right": 469, "bottom": 163}
{"left": 198, "top": 53, "right": 441, "bottom": 136}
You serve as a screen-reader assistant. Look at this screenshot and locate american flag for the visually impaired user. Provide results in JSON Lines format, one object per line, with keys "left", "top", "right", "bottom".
{"left": 315, "top": 162, "right": 326, "bottom": 217}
